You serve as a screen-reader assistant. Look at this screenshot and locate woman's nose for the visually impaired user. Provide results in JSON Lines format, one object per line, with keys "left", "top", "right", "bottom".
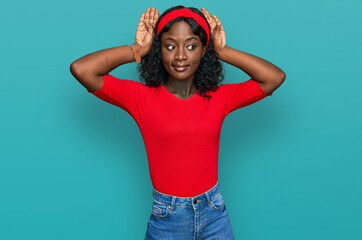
{"left": 175, "top": 48, "right": 187, "bottom": 61}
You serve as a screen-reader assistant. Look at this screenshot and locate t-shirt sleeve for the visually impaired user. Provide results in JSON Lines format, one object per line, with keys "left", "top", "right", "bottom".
{"left": 223, "top": 79, "right": 273, "bottom": 117}
{"left": 87, "top": 74, "right": 143, "bottom": 121}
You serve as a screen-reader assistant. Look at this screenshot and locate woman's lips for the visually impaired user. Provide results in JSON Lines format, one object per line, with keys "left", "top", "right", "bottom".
{"left": 172, "top": 65, "right": 189, "bottom": 72}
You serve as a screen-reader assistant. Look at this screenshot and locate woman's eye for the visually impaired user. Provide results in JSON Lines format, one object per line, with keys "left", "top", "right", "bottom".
{"left": 166, "top": 45, "right": 175, "bottom": 50}
{"left": 187, "top": 45, "right": 196, "bottom": 50}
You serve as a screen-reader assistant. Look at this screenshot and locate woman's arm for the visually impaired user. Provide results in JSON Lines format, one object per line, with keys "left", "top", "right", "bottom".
{"left": 70, "top": 7, "right": 159, "bottom": 92}
{"left": 201, "top": 8, "right": 285, "bottom": 96}
{"left": 70, "top": 45, "right": 139, "bottom": 92}
{"left": 218, "top": 46, "right": 286, "bottom": 95}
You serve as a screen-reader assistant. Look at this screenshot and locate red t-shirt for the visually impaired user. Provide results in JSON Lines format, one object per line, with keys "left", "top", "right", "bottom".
{"left": 88, "top": 74, "right": 273, "bottom": 197}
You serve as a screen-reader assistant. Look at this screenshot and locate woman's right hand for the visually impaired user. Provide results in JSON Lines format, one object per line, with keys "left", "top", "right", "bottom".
{"left": 136, "top": 7, "right": 159, "bottom": 57}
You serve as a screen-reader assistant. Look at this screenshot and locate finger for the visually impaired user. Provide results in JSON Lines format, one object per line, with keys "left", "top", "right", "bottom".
{"left": 146, "top": 21, "right": 155, "bottom": 36}
{"left": 211, "top": 15, "right": 220, "bottom": 28}
{"left": 206, "top": 12, "right": 217, "bottom": 29}
{"left": 215, "top": 21, "right": 221, "bottom": 36}
{"left": 145, "top": 7, "right": 150, "bottom": 22}
{"left": 212, "top": 15, "right": 220, "bottom": 29}
{"left": 201, "top": 9, "right": 215, "bottom": 32}
{"left": 144, "top": 21, "right": 152, "bottom": 34}
{"left": 150, "top": 7, "right": 158, "bottom": 27}
{"left": 200, "top": 8, "right": 209, "bottom": 19}
{"left": 201, "top": 8, "right": 211, "bottom": 22}
{"left": 213, "top": 15, "right": 225, "bottom": 33}
{"left": 154, "top": 9, "right": 159, "bottom": 24}
{"left": 150, "top": 6, "right": 155, "bottom": 23}
{"left": 213, "top": 15, "right": 221, "bottom": 25}
{"left": 137, "top": 13, "right": 145, "bottom": 30}
{"left": 201, "top": 8, "right": 213, "bottom": 22}
{"left": 201, "top": 7, "right": 211, "bottom": 15}
{"left": 209, "top": 16, "right": 217, "bottom": 33}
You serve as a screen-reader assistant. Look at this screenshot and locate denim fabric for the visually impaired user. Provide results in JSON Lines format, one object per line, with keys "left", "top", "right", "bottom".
{"left": 144, "top": 181, "right": 234, "bottom": 240}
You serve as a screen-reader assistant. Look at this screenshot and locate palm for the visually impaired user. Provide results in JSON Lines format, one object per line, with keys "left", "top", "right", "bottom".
{"left": 136, "top": 25, "right": 150, "bottom": 46}
{"left": 201, "top": 8, "right": 226, "bottom": 53}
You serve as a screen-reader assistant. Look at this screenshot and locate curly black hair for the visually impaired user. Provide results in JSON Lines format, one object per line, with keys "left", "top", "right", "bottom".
{"left": 137, "top": 5, "right": 225, "bottom": 99}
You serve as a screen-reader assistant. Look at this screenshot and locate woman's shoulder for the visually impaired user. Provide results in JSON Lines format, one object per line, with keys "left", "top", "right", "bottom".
{"left": 104, "top": 74, "right": 150, "bottom": 88}
{"left": 206, "top": 83, "right": 230, "bottom": 95}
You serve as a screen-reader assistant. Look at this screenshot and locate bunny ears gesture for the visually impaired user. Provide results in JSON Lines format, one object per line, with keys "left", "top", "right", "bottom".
{"left": 135, "top": 7, "right": 226, "bottom": 55}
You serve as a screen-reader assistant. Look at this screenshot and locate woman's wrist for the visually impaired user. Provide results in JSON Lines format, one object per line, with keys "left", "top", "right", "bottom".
{"left": 217, "top": 45, "right": 229, "bottom": 60}
{"left": 130, "top": 42, "right": 151, "bottom": 62}
{"left": 129, "top": 43, "right": 142, "bottom": 63}
{"left": 138, "top": 43, "right": 151, "bottom": 58}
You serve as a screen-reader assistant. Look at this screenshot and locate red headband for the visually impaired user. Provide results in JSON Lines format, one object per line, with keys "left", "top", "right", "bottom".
{"left": 157, "top": 8, "right": 210, "bottom": 46}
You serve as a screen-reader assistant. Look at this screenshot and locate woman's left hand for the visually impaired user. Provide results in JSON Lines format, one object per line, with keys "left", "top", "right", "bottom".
{"left": 201, "top": 8, "right": 226, "bottom": 53}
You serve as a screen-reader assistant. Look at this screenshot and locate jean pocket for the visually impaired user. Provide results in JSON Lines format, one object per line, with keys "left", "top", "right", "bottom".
{"left": 210, "top": 192, "right": 226, "bottom": 210}
{"left": 151, "top": 199, "right": 169, "bottom": 218}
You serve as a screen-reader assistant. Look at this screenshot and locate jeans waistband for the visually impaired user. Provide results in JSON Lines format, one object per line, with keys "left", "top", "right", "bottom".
{"left": 152, "top": 181, "right": 221, "bottom": 207}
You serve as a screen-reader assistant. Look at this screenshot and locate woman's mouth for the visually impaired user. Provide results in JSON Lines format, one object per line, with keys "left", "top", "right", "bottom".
{"left": 172, "top": 65, "right": 189, "bottom": 72}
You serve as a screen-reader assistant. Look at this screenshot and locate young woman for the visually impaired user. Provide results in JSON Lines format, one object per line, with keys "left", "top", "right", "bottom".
{"left": 70, "top": 5, "right": 285, "bottom": 239}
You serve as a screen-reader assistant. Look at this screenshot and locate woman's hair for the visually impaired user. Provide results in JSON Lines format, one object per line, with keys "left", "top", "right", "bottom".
{"left": 137, "top": 5, "right": 225, "bottom": 99}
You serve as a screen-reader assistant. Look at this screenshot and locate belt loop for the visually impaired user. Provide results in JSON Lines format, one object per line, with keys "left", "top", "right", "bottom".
{"left": 170, "top": 196, "right": 176, "bottom": 211}
{"left": 205, "top": 191, "right": 212, "bottom": 206}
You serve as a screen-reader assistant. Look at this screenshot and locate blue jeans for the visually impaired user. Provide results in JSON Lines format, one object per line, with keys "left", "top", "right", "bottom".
{"left": 144, "top": 181, "right": 234, "bottom": 239}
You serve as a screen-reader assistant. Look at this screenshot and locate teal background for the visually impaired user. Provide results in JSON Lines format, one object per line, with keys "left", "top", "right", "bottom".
{"left": 1, "top": 0, "right": 361, "bottom": 239}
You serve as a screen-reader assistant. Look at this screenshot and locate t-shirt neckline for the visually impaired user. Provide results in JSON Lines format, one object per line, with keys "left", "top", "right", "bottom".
{"left": 160, "top": 84, "right": 198, "bottom": 101}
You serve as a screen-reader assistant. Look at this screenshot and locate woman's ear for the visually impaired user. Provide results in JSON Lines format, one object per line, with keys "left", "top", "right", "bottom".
{"left": 201, "top": 45, "right": 207, "bottom": 57}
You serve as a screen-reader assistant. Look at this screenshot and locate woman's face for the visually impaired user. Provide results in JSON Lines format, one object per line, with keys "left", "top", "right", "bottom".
{"left": 160, "top": 21, "right": 207, "bottom": 82}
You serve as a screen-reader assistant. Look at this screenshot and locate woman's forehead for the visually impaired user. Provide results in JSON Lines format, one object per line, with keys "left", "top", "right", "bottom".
{"left": 161, "top": 21, "right": 200, "bottom": 41}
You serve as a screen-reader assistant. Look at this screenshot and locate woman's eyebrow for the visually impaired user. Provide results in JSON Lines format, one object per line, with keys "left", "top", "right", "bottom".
{"left": 163, "top": 37, "right": 199, "bottom": 41}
